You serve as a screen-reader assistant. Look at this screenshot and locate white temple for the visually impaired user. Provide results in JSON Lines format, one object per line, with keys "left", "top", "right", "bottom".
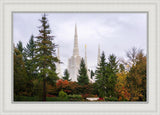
{"left": 56, "top": 24, "right": 101, "bottom": 83}
{"left": 56, "top": 47, "right": 62, "bottom": 78}
{"left": 68, "top": 24, "right": 82, "bottom": 81}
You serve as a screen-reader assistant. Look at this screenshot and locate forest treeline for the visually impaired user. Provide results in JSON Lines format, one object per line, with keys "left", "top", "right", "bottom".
{"left": 14, "top": 14, "right": 146, "bottom": 101}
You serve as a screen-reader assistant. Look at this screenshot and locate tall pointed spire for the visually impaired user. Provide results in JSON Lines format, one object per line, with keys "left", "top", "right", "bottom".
{"left": 97, "top": 44, "right": 101, "bottom": 65}
{"left": 56, "top": 47, "right": 61, "bottom": 78}
{"left": 57, "top": 47, "right": 60, "bottom": 60}
{"left": 73, "top": 24, "right": 79, "bottom": 56}
{"left": 75, "top": 23, "right": 77, "bottom": 36}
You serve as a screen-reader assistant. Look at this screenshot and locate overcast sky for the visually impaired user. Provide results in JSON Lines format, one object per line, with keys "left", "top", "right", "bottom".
{"left": 13, "top": 13, "right": 147, "bottom": 73}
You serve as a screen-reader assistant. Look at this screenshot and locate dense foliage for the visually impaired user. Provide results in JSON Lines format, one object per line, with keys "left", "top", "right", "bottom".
{"left": 14, "top": 47, "right": 27, "bottom": 96}
{"left": 14, "top": 14, "right": 146, "bottom": 101}
{"left": 126, "top": 50, "right": 146, "bottom": 101}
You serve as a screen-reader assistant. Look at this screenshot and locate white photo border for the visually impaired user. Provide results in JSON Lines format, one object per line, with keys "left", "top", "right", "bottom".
{"left": 0, "top": 0, "right": 159, "bottom": 115}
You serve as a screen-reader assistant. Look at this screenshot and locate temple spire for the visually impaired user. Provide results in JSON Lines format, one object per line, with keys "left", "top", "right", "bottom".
{"left": 57, "top": 47, "right": 60, "bottom": 59}
{"left": 73, "top": 24, "right": 79, "bottom": 56}
{"left": 56, "top": 47, "right": 61, "bottom": 78}
{"left": 75, "top": 23, "right": 77, "bottom": 37}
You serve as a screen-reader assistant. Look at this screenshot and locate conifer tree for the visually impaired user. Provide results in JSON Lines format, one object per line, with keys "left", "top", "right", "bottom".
{"left": 14, "top": 47, "right": 27, "bottom": 96}
{"left": 119, "top": 63, "right": 125, "bottom": 72}
{"left": 95, "top": 51, "right": 108, "bottom": 98}
{"left": 95, "top": 53, "right": 119, "bottom": 98}
{"left": 63, "top": 69, "right": 71, "bottom": 81}
{"left": 90, "top": 70, "right": 94, "bottom": 79}
{"left": 34, "top": 14, "right": 59, "bottom": 101}
{"left": 108, "top": 54, "right": 118, "bottom": 74}
{"left": 77, "top": 58, "right": 89, "bottom": 85}
{"left": 17, "top": 41, "right": 24, "bottom": 53}
{"left": 25, "top": 35, "right": 35, "bottom": 59}
{"left": 17, "top": 41, "right": 28, "bottom": 62}
{"left": 15, "top": 42, "right": 34, "bottom": 96}
{"left": 106, "top": 54, "right": 118, "bottom": 97}
{"left": 24, "top": 35, "right": 37, "bottom": 79}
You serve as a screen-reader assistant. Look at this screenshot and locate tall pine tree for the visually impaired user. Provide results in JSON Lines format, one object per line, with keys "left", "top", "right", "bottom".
{"left": 77, "top": 58, "right": 89, "bottom": 85}
{"left": 24, "top": 35, "right": 37, "bottom": 79}
{"left": 106, "top": 54, "right": 118, "bottom": 97}
{"left": 95, "top": 51, "right": 108, "bottom": 98}
{"left": 34, "top": 14, "right": 59, "bottom": 101}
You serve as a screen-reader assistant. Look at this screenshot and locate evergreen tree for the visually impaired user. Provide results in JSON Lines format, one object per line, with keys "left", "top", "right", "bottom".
{"left": 119, "top": 63, "right": 125, "bottom": 72}
{"left": 63, "top": 69, "right": 71, "bottom": 81}
{"left": 77, "top": 58, "right": 89, "bottom": 85}
{"left": 17, "top": 41, "right": 28, "bottom": 62}
{"left": 24, "top": 35, "right": 37, "bottom": 79}
{"left": 95, "top": 53, "right": 118, "bottom": 98}
{"left": 34, "top": 14, "right": 59, "bottom": 101}
{"left": 106, "top": 54, "right": 118, "bottom": 97}
{"left": 108, "top": 54, "right": 118, "bottom": 74}
{"left": 90, "top": 70, "right": 94, "bottom": 79}
{"left": 25, "top": 35, "right": 35, "bottom": 59}
{"left": 14, "top": 47, "right": 27, "bottom": 96}
{"left": 95, "top": 51, "right": 108, "bottom": 98}
{"left": 17, "top": 41, "right": 24, "bottom": 53}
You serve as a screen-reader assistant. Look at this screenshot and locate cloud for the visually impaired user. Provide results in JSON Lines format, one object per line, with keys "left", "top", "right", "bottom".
{"left": 13, "top": 13, "right": 147, "bottom": 73}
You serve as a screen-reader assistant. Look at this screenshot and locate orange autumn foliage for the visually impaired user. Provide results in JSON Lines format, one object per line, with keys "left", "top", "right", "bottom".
{"left": 56, "top": 79, "right": 69, "bottom": 89}
{"left": 56, "top": 79, "right": 77, "bottom": 94}
{"left": 55, "top": 79, "right": 95, "bottom": 95}
{"left": 115, "top": 72, "right": 131, "bottom": 101}
{"left": 117, "top": 86, "right": 131, "bottom": 101}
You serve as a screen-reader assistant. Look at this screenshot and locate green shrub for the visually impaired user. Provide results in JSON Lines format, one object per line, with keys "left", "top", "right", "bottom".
{"left": 58, "top": 90, "right": 68, "bottom": 98}
{"left": 105, "top": 97, "right": 118, "bottom": 101}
